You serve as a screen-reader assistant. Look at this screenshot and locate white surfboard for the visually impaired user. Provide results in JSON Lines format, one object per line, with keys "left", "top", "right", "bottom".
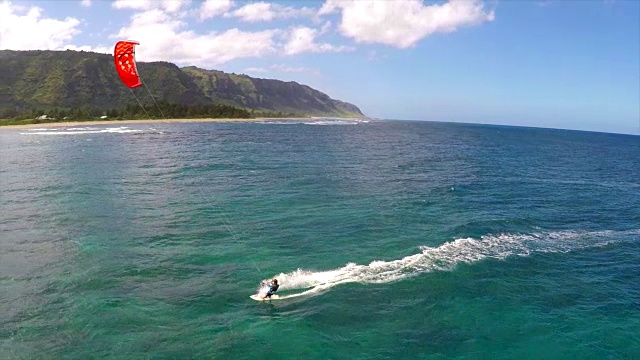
{"left": 250, "top": 294, "right": 280, "bottom": 301}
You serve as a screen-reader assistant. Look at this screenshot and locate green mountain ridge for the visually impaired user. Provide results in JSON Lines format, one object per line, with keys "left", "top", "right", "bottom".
{"left": 0, "top": 50, "right": 365, "bottom": 118}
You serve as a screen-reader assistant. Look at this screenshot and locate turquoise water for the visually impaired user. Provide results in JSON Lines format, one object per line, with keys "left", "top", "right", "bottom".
{"left": 1, "top": 120, "right": 639, "bottom": 359}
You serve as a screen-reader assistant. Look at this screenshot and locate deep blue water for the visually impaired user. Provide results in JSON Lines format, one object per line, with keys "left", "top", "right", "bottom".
{"left": 1, "top": 119, "right": 639, "bottom": 359}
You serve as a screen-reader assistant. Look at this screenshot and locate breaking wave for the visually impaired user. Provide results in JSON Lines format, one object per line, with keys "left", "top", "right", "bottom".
{"left": 258, "top": 118, "right": 370, "bottom": 126}
{"left": 19, "top": 126, "right": 161, "bottom": 135}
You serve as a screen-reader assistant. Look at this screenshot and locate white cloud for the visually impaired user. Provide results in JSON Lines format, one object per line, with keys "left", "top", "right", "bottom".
{"left": 112, "top": 4, "right": 351, "bottom": 63}
{"left": 534, "top": 1, "right": 554, "bottom": 7}
{"left": 63, "top": 44, "right": 111, "bottom": 53}
{"left": 319, "top": 20, "right": 331, "bottom": 35}
{"left": 319, "top": 0, "right": 495, "bottom": 48}
{"left": 113, "top": 9, "right": 278, "bottom": 66}
{"left": 366, "top": 49, "right": 387, "bottom": 62}
{"left": 112, "top": 0, "right": 153, "bottom": 10}
{"left": 245, "top": 66, "right": 268, "bottom": 73}
{"left": 283, "top": 26, "right": 352, "bottom": 55}
{"left": 0, "top": 1, "right": 358, "bottom": 64}
{"left": 80, "top": 0, "right": 92, "bottom": 7}
{"left": 245, "top": 64, "right": 320, "bottom": 75}
{"left": 226, "top": 1, "right": 315, "bottom": 22}
{"left": 228, "top": 1, "right": 274, "bottom": 22}
{"left": 0, "top": 1, "right": 81, "bottom": 50}
{"left": 272, "top": 63, "right": 319, "bottom": 74}
{"left": 199, "top": 0, "right": 233, "bottom": 20}
{"left": 111, "top": 0, "right": 190, "bottom": 13}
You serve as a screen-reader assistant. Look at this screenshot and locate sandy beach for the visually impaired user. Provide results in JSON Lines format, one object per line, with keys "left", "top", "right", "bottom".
{"left": 0, "top": 117, "right": 311, "bottom": 129}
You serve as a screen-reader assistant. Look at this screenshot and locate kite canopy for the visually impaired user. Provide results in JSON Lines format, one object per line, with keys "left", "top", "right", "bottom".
{"left": 114, "top": 40, "right": 142, "bottom": 89}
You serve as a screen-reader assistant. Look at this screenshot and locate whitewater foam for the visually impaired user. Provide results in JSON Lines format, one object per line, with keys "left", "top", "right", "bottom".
{"left": 20, "top": 126, "right": 146, "bottom": 135}
{"left": 258, "top": 118, "right": 370, "bottom": 126}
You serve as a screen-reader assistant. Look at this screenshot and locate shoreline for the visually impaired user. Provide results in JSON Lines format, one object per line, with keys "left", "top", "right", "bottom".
{"left": 0, "top": 117, "right": 316, "bottom": 129}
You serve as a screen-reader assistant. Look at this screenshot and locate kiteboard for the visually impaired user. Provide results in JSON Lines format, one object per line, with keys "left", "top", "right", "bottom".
{"left": 250, "top": 294, "right": 280, "bottom": 301}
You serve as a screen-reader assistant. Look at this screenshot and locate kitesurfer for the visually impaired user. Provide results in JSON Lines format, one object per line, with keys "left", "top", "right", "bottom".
{"left": 261, "top": 279, "right": 279, "bottom": 299}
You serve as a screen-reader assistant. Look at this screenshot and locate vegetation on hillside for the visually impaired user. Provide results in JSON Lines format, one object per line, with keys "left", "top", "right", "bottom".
{"left": 0, "top": 49, "right": 365, "bottom": 120}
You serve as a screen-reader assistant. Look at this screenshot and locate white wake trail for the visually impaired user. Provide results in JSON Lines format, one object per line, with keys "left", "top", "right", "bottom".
{"left": 257, "top": 229, "right": 638, "bottom": 300}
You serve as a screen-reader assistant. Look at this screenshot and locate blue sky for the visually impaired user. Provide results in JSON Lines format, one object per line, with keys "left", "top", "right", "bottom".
{"left": 0, "top": 0, "right": 638, "bottom": 134}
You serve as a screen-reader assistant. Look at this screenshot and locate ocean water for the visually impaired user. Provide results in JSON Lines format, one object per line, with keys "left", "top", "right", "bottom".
{"left": 1, "top": 119, "right": 639, "bottom": 359}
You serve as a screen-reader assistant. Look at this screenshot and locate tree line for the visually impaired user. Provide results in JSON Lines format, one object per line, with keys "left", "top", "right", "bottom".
{"left": 0, "top": 100, "right": 301, "bottom": 124}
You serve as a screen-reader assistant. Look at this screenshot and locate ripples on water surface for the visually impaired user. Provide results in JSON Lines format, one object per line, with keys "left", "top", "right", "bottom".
{"left": 1, "top": 120, "right": 639, "bottom": 359}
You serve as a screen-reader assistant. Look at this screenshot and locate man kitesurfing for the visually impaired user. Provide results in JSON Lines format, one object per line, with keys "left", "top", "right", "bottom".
{"left": 261, "top": 279, "right": 279, "bottom": 300}
{"left": 114, "top": 40, "right": 272, "bottom": 302}
{"left": 249, "top": 278, "right": 281, "bottom": 301}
